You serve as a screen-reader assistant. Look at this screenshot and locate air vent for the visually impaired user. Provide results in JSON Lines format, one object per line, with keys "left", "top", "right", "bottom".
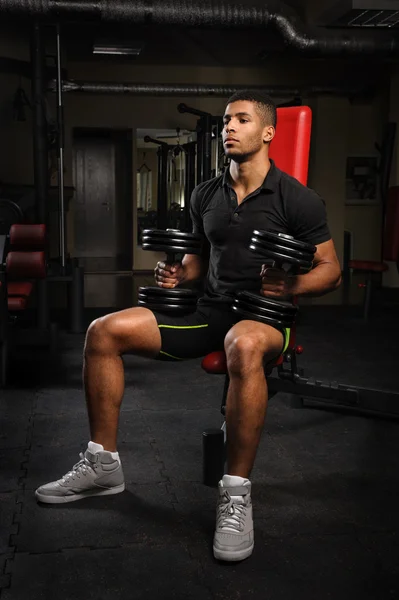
{"left": 333, "top": 8, "right": 399, "bottom": 26}
{"left": 317, "top": 1, "right": 399, "bottom": 28}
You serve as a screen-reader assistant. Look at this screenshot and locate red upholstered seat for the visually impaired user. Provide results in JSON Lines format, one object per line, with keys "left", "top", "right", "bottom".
{"left": 201, "top": 350, "right": 284, "bottom": 375}
{"left": 6, "top": 251, "right": 46, "bottom": 279}
{"left": 7, "top": 282, "right": 34, "bottom": 312}
{"left": 202, "top": 351, "right": 227, "bottom": 374}
{"left": 8, "top": 296, "right": 28, "bottom": 311}
{"left": 9, "top": 223, "right": 46, "bottom": 249}
{"left": 7, "top": 282, "right": 34, "bottom": 297}
{"left": 201, "top": 106, "right": 312, "bottom": 375}
{"left": 349, "top": 260, "right": 388, "bottom": 273}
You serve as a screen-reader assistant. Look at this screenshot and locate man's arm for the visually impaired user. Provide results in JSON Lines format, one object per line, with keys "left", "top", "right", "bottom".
{"left": 180, "top": 251, "right": 209, "bottom": 285}
{"left": 290, "top": 239, "right": 342, "bottom": 297}
{"left": 261, "top": 239, "right": 342, "bottom": 299}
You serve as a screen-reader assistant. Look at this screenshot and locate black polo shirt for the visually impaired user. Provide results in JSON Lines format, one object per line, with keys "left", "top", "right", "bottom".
{"left": 190, "top": 159, "right": 331, "bottom": 309}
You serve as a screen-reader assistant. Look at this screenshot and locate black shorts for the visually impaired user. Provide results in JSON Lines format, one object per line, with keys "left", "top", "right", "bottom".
{"left": 151, "top": 304, "right": 290, "bottom": 361}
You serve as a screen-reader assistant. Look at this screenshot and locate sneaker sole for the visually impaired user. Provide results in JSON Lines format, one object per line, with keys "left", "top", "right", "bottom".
{"left": 213, "top": 542, "right": 254, "bottom": 562}
{"left": 35, "top": 483, "right": 125, "bottom": 504}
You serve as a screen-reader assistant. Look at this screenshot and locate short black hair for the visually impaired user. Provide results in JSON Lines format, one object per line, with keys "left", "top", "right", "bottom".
{"left": 226, "top": 90, "right": 277, "bottom": 128}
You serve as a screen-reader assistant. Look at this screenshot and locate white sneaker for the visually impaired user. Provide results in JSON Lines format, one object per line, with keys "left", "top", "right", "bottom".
{"left": 213, "top": 474, "right": 254, "bottom": 562}
{"left": 35, "top": 448, "right": 125, "bottom": 504}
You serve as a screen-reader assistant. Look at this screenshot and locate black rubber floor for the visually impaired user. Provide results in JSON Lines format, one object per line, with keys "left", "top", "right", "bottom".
{"left": 1, "top": 303, "right": 399, "bottom": 600}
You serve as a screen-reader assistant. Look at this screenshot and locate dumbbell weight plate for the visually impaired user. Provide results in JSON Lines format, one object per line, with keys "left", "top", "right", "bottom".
{"left": 142, "top": 229, "right": 203, "bottom": 255}
{"left": 142, "top": 242, "right": 202, "bottom": 254}
{"left": 138, "top": 286, "right": 198, "bottom": 310}
{"left": 250, "top": 236, "right": 315, "bottom": 263}
{"left": 249, "top": 244, "right": 313, "bottom": 272}
{"left": 142, "top": 230, "right": 203, "bottom": 247}
{"left": 253, "top": 230, "right": 316, "bottom": 255}
{"left": 142, "top": 229, "right": 202, "bottom": 241}
{"left": 142, "top": 233, "right": 202, "bottom": 246}
{"left": 138, "top": 294, "right": 198, "bottom": 306}
{"left": 236, "top": 291, "right": 298, "bottom": 315}
{"left": 234, "top": 300, "right": 296, "bottom": 327}
{"left": 142, "top": 243, "right": 202, "bottom": 254}
{"left": 138, "top": 299, "right": 197, "bottom": 314}
{"left": 232, "top": 305, "right": 293, "bottom": 329}
{"left": 139, "top": 286, "right": 197, "bottom": 298}
{"left": 233, "top": 299, "right": 295, "bottom": 328}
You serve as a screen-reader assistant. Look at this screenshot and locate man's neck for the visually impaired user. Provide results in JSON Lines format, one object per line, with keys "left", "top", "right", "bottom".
{"left": 229, "top": 155, "right": 271, "bottom": 192}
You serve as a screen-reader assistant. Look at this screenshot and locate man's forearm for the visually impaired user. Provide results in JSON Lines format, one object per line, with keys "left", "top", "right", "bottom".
{"left": 181, "top": 255, "right": 208, "bottom": 285}
{"left": 291, "top": 263, "right": 342, "bottom": 297}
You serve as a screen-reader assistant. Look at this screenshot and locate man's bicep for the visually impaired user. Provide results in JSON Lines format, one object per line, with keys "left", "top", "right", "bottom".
{"left": 313, "top": 239, "right": 340, "bottom": 269}
{"left": 293, "top": 190, "right": 331, "bottom": 246}
{"left": 190, "top": 187, "right": 205, "bottom": 235}
{"left": 182, "top": 250, "right": 209, "bottom": 278}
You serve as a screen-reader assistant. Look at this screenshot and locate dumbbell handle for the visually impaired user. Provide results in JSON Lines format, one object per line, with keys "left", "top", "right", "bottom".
{"left": 166, "top": 252, "right": 183, "bottom": 265}
{"left": 165, "top": 230, "right": 183, "bottom": 265}
{"left": 270, "top": 259, "right": 299, "bottom": 275}
{"left": 268, "top": 259, "right": 290, "bottom": 273}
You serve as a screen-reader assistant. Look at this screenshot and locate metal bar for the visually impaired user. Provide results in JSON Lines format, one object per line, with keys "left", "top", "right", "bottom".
{"left": 50, "top": 80, "right": 372, "bottom": 98}
{"left": 30, "top": 21, "right": 49, "bottom": 330}
{"left": 157, "top": 146, "right": 169, "bottom": 230}
{"left": 183, "top": 141, "right": 196, "bottom": 231}
{"left": 196, "top": 121, "right": 204, "bottom": 184}
{"left": 31, "top": 22, "right": 48, "bottom": 225}
{"left": 0, "top": 267, "right": 8, "bottom": 387}
{"left": 56, "top": 23, "right": 66, "bottom": 272}
{"left": 267, "top": 375, "right": 399, "bottom": 418}
{"left": 68, "top": 259, "right": 85, "bottom": 333}
{"left": 214, "top": 121, "right": 219, "bottom": 177}
{"left": 202, "top": 114, "right": 213, "bottom": 182}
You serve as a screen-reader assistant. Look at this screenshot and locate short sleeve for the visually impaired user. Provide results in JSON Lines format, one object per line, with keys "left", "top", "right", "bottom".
{"left": 291, "top": 189, "right": 331, "bottom": 247}
{"left": 190, "top": 186, "right": 204, "bottom": 235}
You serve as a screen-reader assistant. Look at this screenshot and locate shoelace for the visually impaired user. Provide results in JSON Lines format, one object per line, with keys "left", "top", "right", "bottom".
{"left": 217, "top": 490, "right": 247, "bottom": 533}
{"left": 61, "top": 453, "right": 95, "bottom": 483}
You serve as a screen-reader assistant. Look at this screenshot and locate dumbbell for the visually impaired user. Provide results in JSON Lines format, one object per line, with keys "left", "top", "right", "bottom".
{"left": 232, "top": 231, "right": 316, "bottom": 329}
{"left": 139, "top": 229, "right": 203, "bottom": 314}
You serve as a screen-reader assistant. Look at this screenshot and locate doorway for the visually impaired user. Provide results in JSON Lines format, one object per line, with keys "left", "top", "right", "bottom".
{"left": 72, "top": 128, "right": 133, "bottom": 272}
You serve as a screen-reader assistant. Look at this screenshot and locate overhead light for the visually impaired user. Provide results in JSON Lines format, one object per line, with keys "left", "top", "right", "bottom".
{"left": 93, "top": 42, "right": 143, "bottom": 56}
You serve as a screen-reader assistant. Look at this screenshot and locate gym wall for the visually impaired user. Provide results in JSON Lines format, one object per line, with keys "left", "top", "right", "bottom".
{"left": 0, "top": 26, "right": 393, "bottom": 306}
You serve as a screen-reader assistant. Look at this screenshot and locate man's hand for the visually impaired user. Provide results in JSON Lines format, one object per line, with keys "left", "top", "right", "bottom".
{"left": 154, "top": 261, "right": 185, "bottom": 289}
{"left": 260, "top": 264, "right": 296, "bottom": 299}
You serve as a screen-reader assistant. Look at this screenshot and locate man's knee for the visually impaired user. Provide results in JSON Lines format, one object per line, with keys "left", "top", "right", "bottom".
{"left": 224, "top": 332, "right": 266, "bottom": 375}
{"left": 224, "top": 325, "right": 284, "bottom": 376}
{"left": 85, "top": 314, "right": 123, "bottom": 354}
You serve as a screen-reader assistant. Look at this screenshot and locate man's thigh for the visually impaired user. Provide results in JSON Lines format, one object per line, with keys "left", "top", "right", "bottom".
{"left": 151, "top": 304, "right": 290, "bottom": 362}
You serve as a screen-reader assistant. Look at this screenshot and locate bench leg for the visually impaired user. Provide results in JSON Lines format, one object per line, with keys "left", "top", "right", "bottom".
{"left": 0, "top": 341, "right": 8, "bottom": 388}
{"left": 363, "top": 278, "right": 373, "bottom": 320}
{"left": 202, "top": 428, "right": 225, "bottom": 487}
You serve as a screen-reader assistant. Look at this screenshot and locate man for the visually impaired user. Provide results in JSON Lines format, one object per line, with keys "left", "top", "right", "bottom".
{"left": 35, "top": 91, "right": 341, "bottom": 563}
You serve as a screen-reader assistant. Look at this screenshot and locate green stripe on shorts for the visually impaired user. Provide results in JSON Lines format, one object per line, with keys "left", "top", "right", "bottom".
{"left": 282, "top": 328, "right": 290, "bottom": 354}
{"left": 158, "top": 324, "right": 209, "bottom": 329}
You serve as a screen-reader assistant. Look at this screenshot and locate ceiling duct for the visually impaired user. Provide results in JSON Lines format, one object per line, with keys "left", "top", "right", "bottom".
{"left": 1, "top": 0, "right": 399, "bottom": 56}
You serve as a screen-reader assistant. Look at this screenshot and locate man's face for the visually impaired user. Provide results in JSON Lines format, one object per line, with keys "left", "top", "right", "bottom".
{"left": 222, "top": 100, "right": 274, "bottom": 163}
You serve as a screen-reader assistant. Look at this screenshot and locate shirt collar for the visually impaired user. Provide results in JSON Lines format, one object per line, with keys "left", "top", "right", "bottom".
{"left": 221, "top": 159, "right": 280, "bottom": 192}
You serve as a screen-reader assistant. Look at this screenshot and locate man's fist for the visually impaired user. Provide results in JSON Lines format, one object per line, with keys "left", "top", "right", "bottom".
{"left": 154, "top": 261, "right": 185, "bottom": 289}
{"left": 260, "top": 265, "right": 296, "bottom": 298}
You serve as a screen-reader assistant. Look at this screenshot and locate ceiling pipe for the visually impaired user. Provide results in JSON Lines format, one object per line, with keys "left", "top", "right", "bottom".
{"left": 1, "top": 0, "right": 399, "bottom": 57}
{"left": 47, "top": 80, "right": 374, "bottom": 99}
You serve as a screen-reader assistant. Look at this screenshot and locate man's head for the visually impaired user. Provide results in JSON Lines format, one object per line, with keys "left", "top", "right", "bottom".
{"left": 222, "top": 91, "right": 277, "bottom": 163}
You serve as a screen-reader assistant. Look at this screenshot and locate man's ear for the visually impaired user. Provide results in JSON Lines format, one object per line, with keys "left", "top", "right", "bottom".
{"left": 263, "top": 125, "right": 275, "bottom": 144}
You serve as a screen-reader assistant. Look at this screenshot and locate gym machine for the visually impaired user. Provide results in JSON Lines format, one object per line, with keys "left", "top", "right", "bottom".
{"left": 31, "top": 22, "right": 85, "bottom": 334}
{"left": 142, "top": 132, "right": 197, "bottom": 235}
